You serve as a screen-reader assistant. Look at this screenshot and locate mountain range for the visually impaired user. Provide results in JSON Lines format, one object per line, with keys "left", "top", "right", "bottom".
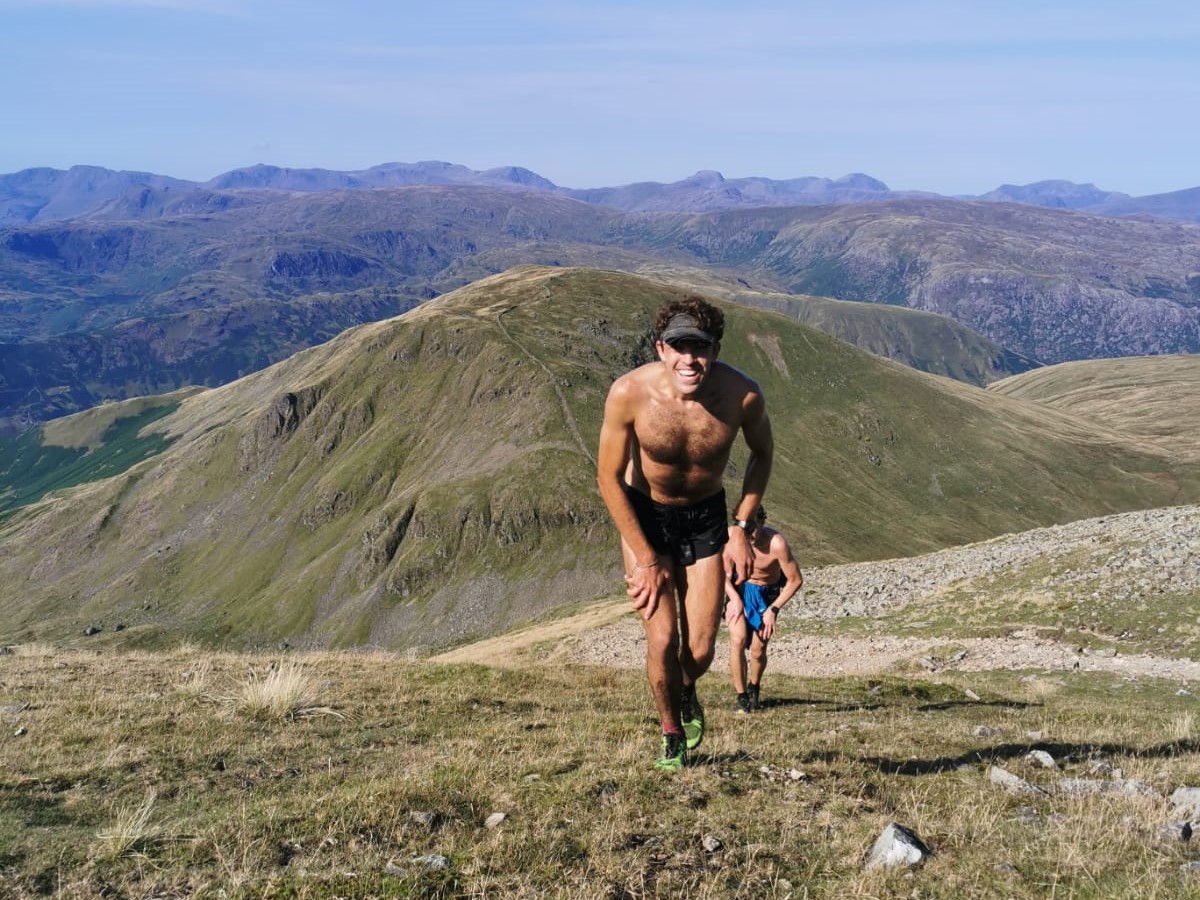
{"left": 2, "top": 267, "right": 1198, "bottom": 651}
{"left": 5, "top": 163, "right": 1200, "bottom": 223}
{"left": 4, "top": 167, "right": 1200, "bottom": 432}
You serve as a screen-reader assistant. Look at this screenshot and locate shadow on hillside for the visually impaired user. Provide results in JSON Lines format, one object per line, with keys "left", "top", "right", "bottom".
{"left": 758, "top": 697, "right": 885, "bottom": 713}
{"left": 915, "top": 699, "right": 1038, "bottom": 712}
{"left": 799, "top": 739, "right": 1200, "bottom": 777}
{"left": 754, "top": 697, "right": 1036, "bottom": 713}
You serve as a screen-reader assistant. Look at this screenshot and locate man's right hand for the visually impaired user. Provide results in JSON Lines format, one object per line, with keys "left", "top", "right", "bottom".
{"left": 724, "top": 526, "right": 755, "bottom": 586}
{"left": 625, "top": 561, "right": 670, "bottom": 620}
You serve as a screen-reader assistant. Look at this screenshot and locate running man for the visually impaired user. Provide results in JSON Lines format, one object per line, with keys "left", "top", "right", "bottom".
{"left": 724, "top": 505, "right": 803, "bottom": 712}
{"left": 597, "top": 295, "right": 773, "bottom": 771}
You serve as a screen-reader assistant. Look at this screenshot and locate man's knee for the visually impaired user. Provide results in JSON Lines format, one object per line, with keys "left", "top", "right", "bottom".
{"left": 645, "top": 626, "right": 680, "bottom": 660}
{"left": 750, "top": 642, "right": 768, "bottom": 664}
{"left": 686, "top": 633, "right": 717, "bottom": 668}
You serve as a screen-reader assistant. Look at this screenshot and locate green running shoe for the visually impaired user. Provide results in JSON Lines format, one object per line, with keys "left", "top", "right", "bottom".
{"left": 681, "top": 686, "right": 705, "bottom": 751}
{"left": 654, "top": 732, "right": 686, "bottom": 773}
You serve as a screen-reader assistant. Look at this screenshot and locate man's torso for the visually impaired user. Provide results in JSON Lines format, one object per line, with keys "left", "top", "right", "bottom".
{"left": 745, "top": 528, "right": 784, "bottom": 585}
{"left": 627, "top": 362, "right": 748, "bottom": 504}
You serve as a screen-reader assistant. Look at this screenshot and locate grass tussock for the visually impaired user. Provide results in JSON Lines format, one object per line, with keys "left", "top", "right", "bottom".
{"left": 4, "top": 649, "right": 1200, "bottom": 898}
{"left": 93, "top": 791, "right": 164, "bottom": 860}
{"left": 175, "top": 657, "right": 213, "bottom": 696}
{"left": 229, "top": 658, "right": 346, "bottom": 721}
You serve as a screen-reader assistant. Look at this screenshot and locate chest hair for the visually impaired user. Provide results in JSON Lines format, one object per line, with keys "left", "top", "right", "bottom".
{"left": 636, "top": 395, "right": 738, "bottom": 468}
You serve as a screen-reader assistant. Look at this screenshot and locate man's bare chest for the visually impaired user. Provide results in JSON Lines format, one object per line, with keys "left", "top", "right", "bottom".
{"left": 635, "top": 400, "right": 738, "bottom": 467}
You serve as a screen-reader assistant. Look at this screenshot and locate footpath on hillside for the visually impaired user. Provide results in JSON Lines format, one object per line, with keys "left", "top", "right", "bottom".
{"left": 434, "top": 505, "right": 1200, "bottom": 682}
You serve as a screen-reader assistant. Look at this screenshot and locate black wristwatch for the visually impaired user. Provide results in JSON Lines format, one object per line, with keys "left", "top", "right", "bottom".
{"left": 766, "top": 606, "right": 780, "bottom": 616}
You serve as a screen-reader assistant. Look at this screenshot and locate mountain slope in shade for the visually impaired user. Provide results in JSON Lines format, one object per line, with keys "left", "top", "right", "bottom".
{"left": 1, "top": 267, "right": 1197, "bottom": 652}
{"left": 632, "top": 263, "right": 1040, "bottom": 386}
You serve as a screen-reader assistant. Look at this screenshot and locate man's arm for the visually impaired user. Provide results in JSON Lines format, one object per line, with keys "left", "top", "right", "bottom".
{"left": 724, "top": 386, "right": 773, "bottom": 585}
{"left": 758, "top": 533, "right": 802, "bottom": 640}
{"left": 597, "top": 377, "right": 670, "bottom": 620}
{"left": 723, "top": 578, "right": 744, "bottom": 627}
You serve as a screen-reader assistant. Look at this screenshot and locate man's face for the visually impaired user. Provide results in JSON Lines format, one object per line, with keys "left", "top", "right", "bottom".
{"left": 656, "top": 337, "right": 717, "bottom": 395}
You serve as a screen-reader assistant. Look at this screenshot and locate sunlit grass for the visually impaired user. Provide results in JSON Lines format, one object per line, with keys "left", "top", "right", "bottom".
{"left": 93, "top": 791, "right": 163, "bottom": 860}
{"left": 4, "top": 649, "right": 1200, "bottom": 898}
{"left": 229, "top": 658, "right": 346, "bottom": 721}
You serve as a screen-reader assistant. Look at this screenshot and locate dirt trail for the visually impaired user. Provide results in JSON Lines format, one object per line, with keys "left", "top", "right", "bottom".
{"left": 431, "top": 596, "right": 1200, "bottom": 682}
{"left": 429, "top": 599, "right": 630, "bottom": 667}
{"left": 434, "top": 505, "right": 1200, "bottom": 682}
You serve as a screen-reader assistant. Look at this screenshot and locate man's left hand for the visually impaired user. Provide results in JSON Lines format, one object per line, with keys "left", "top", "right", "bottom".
{"left": 758, "top": 607, "right": 777, "bottom": 641}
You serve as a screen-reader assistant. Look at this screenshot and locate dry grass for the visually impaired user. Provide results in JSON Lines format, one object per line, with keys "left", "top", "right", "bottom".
{"left": 175, "top": 657, "right": 213, "bottom": 696}
{"left": 990, "top": 354, "right": 1200, "bottom": 458}
{"left": 227, "top": 658, "right": 346, "bottom": 721}
{"left": 93, "top": 791, "right": 162, "bottom": 860}
{"left": 4, "top": 649, "right": 1200, "bottom": 898}
{"left": 1170, "top": 711, "right": 1196, "bottom": 743}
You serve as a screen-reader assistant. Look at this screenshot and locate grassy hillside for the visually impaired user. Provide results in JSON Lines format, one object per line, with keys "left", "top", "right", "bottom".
{"left": 989, "top": 355, "right": 1200, "bottom": 459}
{"left": 3, "top": 646, "right": 1200, "bottom": 898}
{"left": 1, "top": 267, "right": 1197, "bottom": 652}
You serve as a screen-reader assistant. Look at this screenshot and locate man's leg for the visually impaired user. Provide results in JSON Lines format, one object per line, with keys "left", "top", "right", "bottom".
{"left": 748, "top": 632, "right": 768, "bottom": 710}
{"left": 623, "top": 542, "right": 686, "bottom": 769}
{"left": 728, "top": 615, "right": 749, "bottom": 695}
{"left": 728, "top": 614, "right": 753, "bottom": 712}
{"left": 676, "top": 554, "right": 726, "bottom": 748}
{"left": 676, "top": 554, "right": 726, "bottom": 681}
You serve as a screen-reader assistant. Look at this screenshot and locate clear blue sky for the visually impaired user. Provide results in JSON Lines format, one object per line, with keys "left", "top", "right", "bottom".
{"left": 2, "top": 0, "right": 1198, "bottom": 196}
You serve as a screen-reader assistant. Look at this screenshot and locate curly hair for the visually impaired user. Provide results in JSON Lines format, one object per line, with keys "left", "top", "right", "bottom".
{"left": 653, "top": 295, "right": 725, "bottom": 343}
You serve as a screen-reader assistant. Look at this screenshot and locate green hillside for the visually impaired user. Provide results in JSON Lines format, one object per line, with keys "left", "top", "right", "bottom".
{"left": 1, "top": 267, "right": 1196, "bottom": 652}
{"left": 989, "top": 354, "right": 1200, "bottom": 459}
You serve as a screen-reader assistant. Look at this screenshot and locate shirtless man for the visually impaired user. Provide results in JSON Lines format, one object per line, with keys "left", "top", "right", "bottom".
{"left": 724, "top": 506, "right": 804, "bottom": 713}
{"left": 597, "top": 296, "right": 773, "bottom": 771}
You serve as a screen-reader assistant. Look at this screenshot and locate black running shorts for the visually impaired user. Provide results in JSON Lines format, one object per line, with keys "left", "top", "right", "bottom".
{"left": 623, "top": 485, "right": 728, "bottom": 567}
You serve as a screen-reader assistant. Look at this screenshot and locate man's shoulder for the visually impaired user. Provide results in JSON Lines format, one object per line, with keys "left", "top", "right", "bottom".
{"left": 608, "top": 363, "right": 659, "bottom": 395}
{"left": 713, "top": 361, "right": 763, "bottom": 396}
{"left": 765, "top": 528, "right": 792, "bottom": 552}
